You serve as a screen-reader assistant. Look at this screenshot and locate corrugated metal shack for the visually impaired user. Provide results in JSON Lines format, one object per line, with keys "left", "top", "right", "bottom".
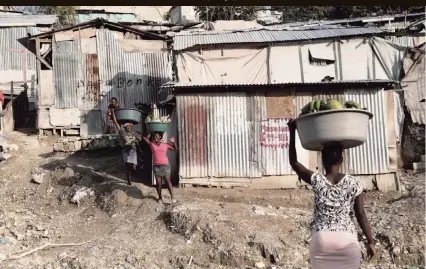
{"left": 29, "top": 19, "right": 172, "bottom": 137}
{"left": 264, "top": 12, "right": 426, "bottom": 47}
{"left": 167, "top": 26, "right": 407, "bottom": 189}
{"left": 0, "top": 14, "right": 57, "bottom": 109}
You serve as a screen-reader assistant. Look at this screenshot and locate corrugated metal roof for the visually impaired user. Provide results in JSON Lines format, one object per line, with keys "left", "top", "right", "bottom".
{"left": 173, "top": 28, "right": 383, "bottom": 50}
{"left": 76, "top": 13, "right": 138, "bottom": 24}
{"left": 30, "top": 18, "right": 166, "bottom": 40}
{"left": 0, "top": 15, "right": 57, "bottom": 26}
{"left": 162, "top": 79, "right": 396, "bottom": 88}
{"left": 264, "top": 12, "right": 425, "bottom": 30}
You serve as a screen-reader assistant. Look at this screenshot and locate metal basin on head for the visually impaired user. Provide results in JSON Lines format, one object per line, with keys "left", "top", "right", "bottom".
{"left": 146, "top": 121, "right": 169, "bottom": 133}
{"left": 294, "top": 109, "right": 374, "bottom": 151}
{"left": 114, "top": 108, "right": 142, "bottom": 125}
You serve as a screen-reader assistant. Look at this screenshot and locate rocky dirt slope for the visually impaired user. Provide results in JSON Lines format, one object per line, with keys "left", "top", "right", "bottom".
{"left": 0, "top": 131, "right": 424, "bottom": 269}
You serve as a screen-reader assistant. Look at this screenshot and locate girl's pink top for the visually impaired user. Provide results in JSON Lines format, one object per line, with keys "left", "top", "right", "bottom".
{"left": 150, "top": 142, "right": 172, "bottom": 165}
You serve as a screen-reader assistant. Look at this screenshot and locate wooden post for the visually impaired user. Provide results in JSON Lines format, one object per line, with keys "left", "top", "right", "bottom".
{"left": 35, "top": 38, "right": 41, "bottom": 107}
{"left": 10, "top": 81, "right": 13, "bottom": 103}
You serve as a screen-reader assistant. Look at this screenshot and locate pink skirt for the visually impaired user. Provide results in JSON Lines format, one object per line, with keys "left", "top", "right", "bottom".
{"left": 310, "top": 231, "right": 361, "bottom": 269}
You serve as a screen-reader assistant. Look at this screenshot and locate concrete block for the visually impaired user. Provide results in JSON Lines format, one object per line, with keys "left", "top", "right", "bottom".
{"left": 357, "top": 175, "right": 375, "bottom": 191}
{"left": 74, "top": 140, "right": 82, "bottom": 151}
{"left": 251, "top": 175, "right": 298, "bottom": 190}
{"left": 413, "top": 162, "right": 425, "bottom": 171}
{"left": 53, "top": 143, "right": 64, "bottom": 152}
{"left": 375, "top": 173, "right": 398, "bottom": 192}
{"left": 81, "top": 140, "right": 88, "bottom": 149}
{"left": 63, "top": 143, "right": 70, "bottom": 152}
{"left": 68, "top": 142, "right": 75, "bottom": 152}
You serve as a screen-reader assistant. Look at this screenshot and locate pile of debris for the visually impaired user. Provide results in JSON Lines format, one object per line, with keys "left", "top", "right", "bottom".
{"left": 0, "top": 137, "right": 19, "bottom": 162}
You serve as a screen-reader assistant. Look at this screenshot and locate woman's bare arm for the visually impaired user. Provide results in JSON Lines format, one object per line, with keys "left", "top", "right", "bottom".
{"left": 354, "top": 193, "right": 374, "bottom": 244}
{"left": 111, "top": 110, "right": 120, "bottom": 131}
{"left": 169, "top": 137, "right": 178, "bottom": 150}
{"left": 142, "top": 133, "right": 151, "bottom": 145}
{"left": 288, "top": 120, "right": 314, "bottom": 185}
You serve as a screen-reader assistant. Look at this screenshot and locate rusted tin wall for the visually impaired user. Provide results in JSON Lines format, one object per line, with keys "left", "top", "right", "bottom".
{"left": 177, "top": 92, "right": 305, "bottom": 179}
{"left": 97, "top": 29, "right": 172, "bottom": 132}
{"left": 53, "top": 38, "right": 84, "bottom": 109}
{"left": 177, "top": 88, "right": 390, "bottom": 179}
{"left": 84, "top": 54, "right": 100, "bottom": 109}
{"left": 50, "top": 28, "right": 172, "bottom": 135}
{"left": 177, "top": 93, "right": 253, "bottom": 178}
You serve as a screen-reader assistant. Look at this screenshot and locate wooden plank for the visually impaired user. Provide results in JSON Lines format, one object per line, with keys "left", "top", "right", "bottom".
{"left": 35, "top": 39, "right": 41, "bottom": 104}
{"left": 42, "top": 46, "right": 52, "bottom": 59}
{"left": 265, "top": 91, "right": 295, "bottom": 119}
{"left": 10, "top": 81, "right": 14, "bottom": 102}
{"left": 35, "top": 53, "right": 52, "bottom": 70}
{"left": 384, "top": 91, "right": 398, "bottom": 172}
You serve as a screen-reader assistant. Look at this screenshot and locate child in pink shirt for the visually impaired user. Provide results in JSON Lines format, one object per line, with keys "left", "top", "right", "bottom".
{"left": 143, "top": 132, "right": 177, "bottom": 204}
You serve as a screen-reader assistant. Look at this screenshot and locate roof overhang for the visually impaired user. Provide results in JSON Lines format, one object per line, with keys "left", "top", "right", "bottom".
{"left": 29, "top": 18, "right": 167, "bottom": 41}
{"left": 161, "top": 80, "right": 397, "bottom": 93}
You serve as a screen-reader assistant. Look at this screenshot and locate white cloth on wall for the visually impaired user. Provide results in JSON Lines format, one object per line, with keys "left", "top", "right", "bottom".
{"left": 370, "top": 37, "right": 409, "bottom": 81}
{"left": 176, "top": 48, "right": 268, "bottom": 84}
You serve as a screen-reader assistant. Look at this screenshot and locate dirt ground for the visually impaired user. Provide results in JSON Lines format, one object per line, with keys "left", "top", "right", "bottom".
{"left": 0, "top": 131, "right": 424, "bottom": 269}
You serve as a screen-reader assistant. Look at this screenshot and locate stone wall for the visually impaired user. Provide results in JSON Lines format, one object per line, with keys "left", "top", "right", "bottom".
{"left": 53, "top": 135, "right": 120, "bottom": 153}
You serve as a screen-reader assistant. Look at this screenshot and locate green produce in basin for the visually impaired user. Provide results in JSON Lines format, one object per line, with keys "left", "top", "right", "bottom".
{"left": 324, "top": 99, "right": 344, "bottom": 110}
{"left": 299, "top": 99, "right": 364, "bottom": 116}
{"left": 344, "top": 101, "right": 361, "bottom": 109}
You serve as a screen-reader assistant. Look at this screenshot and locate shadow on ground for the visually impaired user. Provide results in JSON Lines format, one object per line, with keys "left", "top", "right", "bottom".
{"left": 38, "top": 146, "right": 168, "bottom": 202}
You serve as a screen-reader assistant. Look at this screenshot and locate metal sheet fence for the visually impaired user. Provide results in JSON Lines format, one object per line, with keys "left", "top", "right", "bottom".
{"left": 53, "top": 39, "right": 84, "bottom": 109}
{"left": 344, "top": 88, "right": 388, "bottom": 174}
{"left": 97, "top": 29, "right": 172, "bottom": 125}
{"left": 177, "top": 92, "right": 300, "bottom": 179}
{"left": 177, "top": 88, "right": 389, "bottom": 178}
{"left": 0, "top": 27, "right": 38, "bottom": 70}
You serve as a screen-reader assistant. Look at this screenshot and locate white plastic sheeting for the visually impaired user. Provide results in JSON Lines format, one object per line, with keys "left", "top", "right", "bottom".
{"left": 177, "top": 37, "right": 405, "bottom": 86}
{"left": 370, "top": 37, "right": 409, "bottom": 81}
{"left": 301, "top": 42, "right": 336, "bottom": 82}
{"left": 393, "top": 91, "right": 405, "bottom": 140}
{"left": 401, "top": 46, "right": 425, "bottom": 124}
{"left": 269, "top": 45, "right": 302, "bottom": 83}
{"left": 176, "top": 48, "right": 268, "bottom": 85}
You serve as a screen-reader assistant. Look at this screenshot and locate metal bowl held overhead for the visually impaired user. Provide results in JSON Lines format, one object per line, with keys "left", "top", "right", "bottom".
{"left": 294, "top": 109, "right": 374, "bottom": 151}
{"left": 146, "top": 121, "right": 169, "bottom": 133}
{"left": 114, "top": 108, "right": 142, "bottom": 125}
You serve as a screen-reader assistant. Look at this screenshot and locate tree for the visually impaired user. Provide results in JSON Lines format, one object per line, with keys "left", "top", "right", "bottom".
{"left": 16, "top": 6, "right": 77, "bottom": 26}
{"left": 194, "top": 6, "right": 261, "bottom": 21}
{"left": 276, "top": 6, "right": 333, "bottom": 23}
{"left": 41, "top": 6, "right": 77, "bottom": 27}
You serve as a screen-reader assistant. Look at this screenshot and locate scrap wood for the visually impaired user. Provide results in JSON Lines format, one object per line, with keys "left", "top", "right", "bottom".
{"left": 2, "top": 241, "right": 91, "bottom": 261}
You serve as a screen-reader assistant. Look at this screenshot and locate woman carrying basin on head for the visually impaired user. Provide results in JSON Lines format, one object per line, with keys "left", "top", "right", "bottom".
{"left": 112, "top": 110, "right": 141, "bottom": 186}
{"left": 142, "top": 132, "right": 177, "bottom": 204}
{"left": 287, "top": 120, "right": 376, "bottom": 269}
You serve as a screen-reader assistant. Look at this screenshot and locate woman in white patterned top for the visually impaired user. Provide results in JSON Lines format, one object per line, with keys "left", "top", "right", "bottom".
{"left": 287, "top": 120, "right": 376, "bottom": 269}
